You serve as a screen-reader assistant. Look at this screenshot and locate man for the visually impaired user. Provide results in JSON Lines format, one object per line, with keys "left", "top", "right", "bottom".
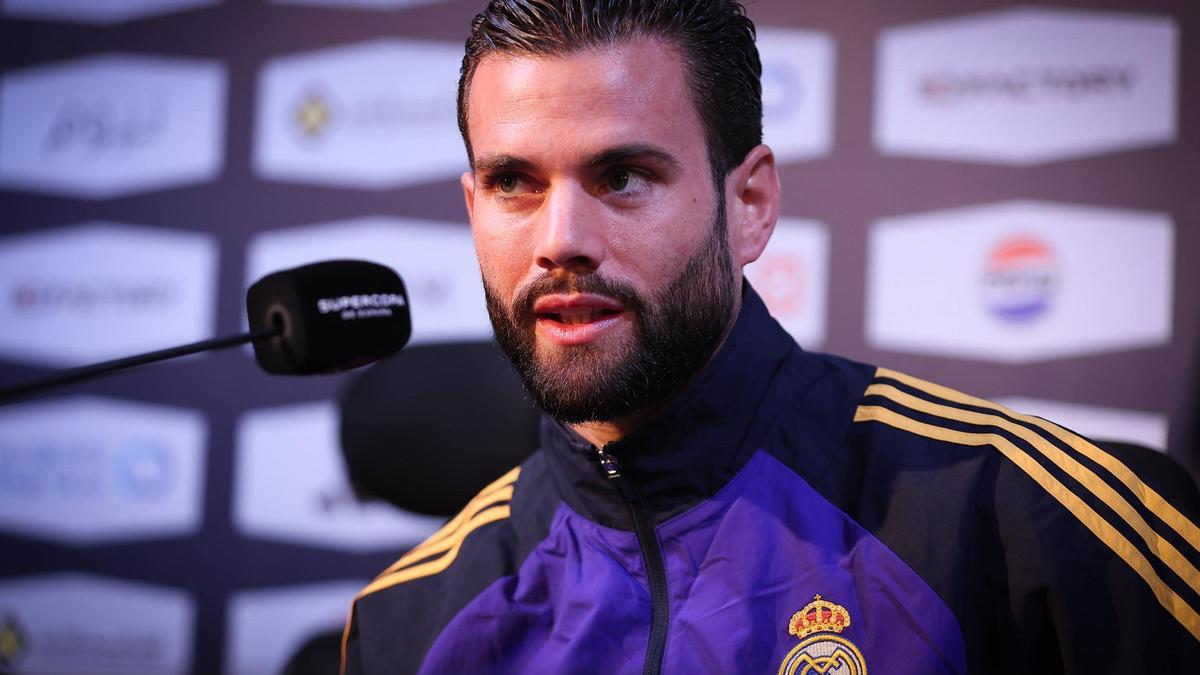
{"left": 342, "top": 1, "right": 1200, "bottom": 672}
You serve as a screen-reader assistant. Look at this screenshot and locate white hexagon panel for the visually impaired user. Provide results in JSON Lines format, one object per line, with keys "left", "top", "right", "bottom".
{"left": 225, "top": 580, "right": 366, "bottom": 675}
{"left": 866, "top": 200, "right": 1173, "bottom": 363}
{"left": 0, "top": 573, "right": 194, "bottom": 675}
{"left": 245, "top": 215, "right": 491, "bottom": 345}
{"left": 0, "top": 222, "right": 219, "bottom": 367}
{"left": 234, "top": 401, "right": 442, "bottom": 552}
{"left": 874, "top": 8, "right": 1177, "bottom": 165}
{"left": 756, "top": 28, "right": 836, "bottom": 163}
{"left": 0, "top": 396, "right": 207, "bottom": 545}
{"left": 254, "top": 39, "right": 464, "bottom": 189}
{"left": 743, "top": 218, "right": 829, "bottom": 349}
{"left": 1, "top": 0, "right": 219, "bottom": 24}
{"left": 0, "top": 54, "right": 227, "bottom": 198}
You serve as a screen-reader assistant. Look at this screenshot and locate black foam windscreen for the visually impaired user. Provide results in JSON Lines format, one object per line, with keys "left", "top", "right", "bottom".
{"left": 246, "top": 260, "right": 411, "bottom": 374}
{"left": 338, "top": 341, "right": 540, "bottom": 517}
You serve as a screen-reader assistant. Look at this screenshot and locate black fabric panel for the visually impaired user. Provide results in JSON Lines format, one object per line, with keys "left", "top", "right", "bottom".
{"left": 843, "top": 400, "right": 1200, "bottom": 673}
{"left": 346, "top": 453, "right": 557, "bottom": 674}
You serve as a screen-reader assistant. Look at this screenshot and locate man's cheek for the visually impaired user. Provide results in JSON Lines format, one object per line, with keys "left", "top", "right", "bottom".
{"left": 480, "top": 228, "right": 532, "bottom": 269}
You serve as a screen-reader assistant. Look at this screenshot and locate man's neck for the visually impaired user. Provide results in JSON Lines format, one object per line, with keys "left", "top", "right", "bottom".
{"left": 569, "top": 403, "right": 669, "bottom": 448}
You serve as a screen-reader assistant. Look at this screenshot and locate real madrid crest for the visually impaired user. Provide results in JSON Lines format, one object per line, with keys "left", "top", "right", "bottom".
{"left": 777, "top": 595, "right": 867, "bottom": 675}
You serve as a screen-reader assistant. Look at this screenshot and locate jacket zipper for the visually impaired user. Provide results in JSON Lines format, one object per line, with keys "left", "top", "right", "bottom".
{"left": 596, "top": 446, "right": 670, "bottom": 675}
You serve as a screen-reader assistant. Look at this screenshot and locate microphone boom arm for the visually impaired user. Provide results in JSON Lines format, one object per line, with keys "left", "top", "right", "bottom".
{"left": 0, "top": 325, "right": 283, "bottom": 406}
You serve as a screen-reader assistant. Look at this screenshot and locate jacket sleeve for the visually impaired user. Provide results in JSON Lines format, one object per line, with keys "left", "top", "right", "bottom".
{"left": 340, "top": 611, "right": 364, "bottom": 675}
{"left": 338, "top": 464, "right": 530, "bottom": 674}
{"left": 992, "top": 437, "right": 1200, "bottom": 672}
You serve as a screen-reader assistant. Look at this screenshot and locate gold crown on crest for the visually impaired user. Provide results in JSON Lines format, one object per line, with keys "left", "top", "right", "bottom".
{"left": 788, "top": 595, "right": 852, "bottom": 639}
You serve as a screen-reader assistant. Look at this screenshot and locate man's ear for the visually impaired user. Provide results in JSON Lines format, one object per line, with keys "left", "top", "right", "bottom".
{"left": 726, "top": 144, "right": 780, "bottom": 267}
{"left": 460, "top": 171, "right": 476, "bottom": 224}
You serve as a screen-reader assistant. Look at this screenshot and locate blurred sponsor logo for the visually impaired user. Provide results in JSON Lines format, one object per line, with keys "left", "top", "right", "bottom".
{"left": 761, "top": 63, "right": 802, "bottom": 122}
{"left": 233, "top": 401, "right": 442, "bottom": 551}
{"left": 225, "top": 580, "right": 366, "bottom": 675}
{"left": 757, "top": 28, "right": 835, "bottom": 162}
{"left": 245, "top": 216, "right": 490, "bottom": 345}
{"left": 287, "top": 83, "right": 444, "bottom": 142}
{"left": 0, "top": 612, "right": 28, "bottom": 670}
{"left": 115, "top": 440, "right": 178, "bottom": 501}
{"left": 12, "top": 279, "right": 172, "bottom": 314}
{"left": 919, "top": 65, "right": 1136, "bottom": 105}
{"left": 994, "top": 397, "right": 1168, "bottom": 453}
{"left": 1, "top": 0, "right": 219, "bottom": 24}
{"left": 293, "top": 88, "right": 334, "bottom": 139}
{"left": 866, "top": 200, "right": 1173, "bottom": 363}
{"left": 45, "top": 96, "right": 169, "bottom": 154}
{"left": 0, "top": 54, "right": 226, "bottom": 198}
{"left": 0, "top": 222, "right": 218, "bottom": 367}
{"left": 980, "top": 236, "right": 1058, "bottom": 323}
{"left": 875, "top": 8, "right": 1177, "bottom": 164}
{"left": 744, "top": 218, "right": 829, "bottom": 348}
{"left": 0, "top": 574, "right": 193, "bottom": 675}
{"left": 254, "top": 40, "right": 463, "bottom": 189}
{"left": 0, "top": 397, "right": 206, "bottom": 545}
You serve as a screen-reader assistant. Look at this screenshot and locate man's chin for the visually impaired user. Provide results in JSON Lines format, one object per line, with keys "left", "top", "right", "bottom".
{"left": 533, "top": 341, "right": 627, "bottom": 386}
{"left": 523, "top": 344, "right": 643, "bottom": 423}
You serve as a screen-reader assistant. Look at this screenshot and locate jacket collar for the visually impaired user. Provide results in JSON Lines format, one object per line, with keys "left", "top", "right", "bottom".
{"left": 539, "top": 283, "right": 800, "bottom": 529}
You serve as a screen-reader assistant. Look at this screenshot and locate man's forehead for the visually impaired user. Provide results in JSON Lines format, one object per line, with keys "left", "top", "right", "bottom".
{"left": 470, "top": 40, "right": 683, "bottom": 112}
{"left": 464, "top": 39, "right": 704, "bottom": 163}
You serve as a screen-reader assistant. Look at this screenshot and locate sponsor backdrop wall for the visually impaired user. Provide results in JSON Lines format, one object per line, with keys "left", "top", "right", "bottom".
{"left": 0, "top": 0, "right": 1195, "bottom": 672}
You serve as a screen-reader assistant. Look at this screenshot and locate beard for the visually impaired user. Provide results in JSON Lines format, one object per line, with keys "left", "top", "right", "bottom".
{"left": 484, "top": 204, "right": 735, "bottom": 425}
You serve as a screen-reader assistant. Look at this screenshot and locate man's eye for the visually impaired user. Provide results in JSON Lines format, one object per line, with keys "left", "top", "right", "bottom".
{"left": 607, "top": 170, "right": 631, "bottom": 192}
{"left": 604, "top": 168, "right": 649, "bottom": 194}
{"left": 497, "top": 174, "right": 525, "bottom": 194}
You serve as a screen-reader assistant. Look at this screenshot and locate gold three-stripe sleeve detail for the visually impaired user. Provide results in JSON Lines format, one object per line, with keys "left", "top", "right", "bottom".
{"left": 856, "top": 368, "right": 1200, "bottom": 642}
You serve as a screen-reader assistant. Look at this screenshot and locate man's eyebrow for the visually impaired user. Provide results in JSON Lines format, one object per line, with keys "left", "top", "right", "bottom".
{"left": 585, "top": 144, "right": 682, "bottom": 170}
{"left": 471, "top": 144, "right": 682, "bottom": 176}
{"left": 472, "top": 154, "right": 536, "bottom": 175}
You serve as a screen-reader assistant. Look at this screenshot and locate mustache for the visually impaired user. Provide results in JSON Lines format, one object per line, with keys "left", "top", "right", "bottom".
{"left": 512, "top": 272, "right": 647, "bottom": 321}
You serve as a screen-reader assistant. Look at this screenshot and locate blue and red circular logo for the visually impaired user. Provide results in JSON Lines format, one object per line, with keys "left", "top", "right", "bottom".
{"left": 981, "top": 236, "right": 1059, "bottom": 322}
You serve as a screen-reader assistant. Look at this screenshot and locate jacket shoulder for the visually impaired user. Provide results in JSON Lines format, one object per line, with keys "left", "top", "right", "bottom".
{"left": 850, "top": 366, "right": 1200, "bottom": 659}
{"left": 341, "top": 457, "right": 555, "bottom": 674}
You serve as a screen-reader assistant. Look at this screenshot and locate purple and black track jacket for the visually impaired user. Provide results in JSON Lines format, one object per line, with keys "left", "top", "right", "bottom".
{"left": 341, "top": 286, "right": 1200, "bottom": 674}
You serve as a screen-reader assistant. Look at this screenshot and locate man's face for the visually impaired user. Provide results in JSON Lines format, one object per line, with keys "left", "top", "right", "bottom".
{"left": 461, "top": 39, "right": 739, "bottom": 424}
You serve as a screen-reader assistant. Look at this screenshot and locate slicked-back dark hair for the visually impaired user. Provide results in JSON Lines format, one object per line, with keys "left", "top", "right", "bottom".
{"left": 457, "top": 0, "right": 763, "bottom": 182}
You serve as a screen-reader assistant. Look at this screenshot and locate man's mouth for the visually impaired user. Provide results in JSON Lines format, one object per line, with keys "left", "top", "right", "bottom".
{"left": 531, "top": 294, "right": 628, "bottom": 344}
{"left": 540, "top": 307, "right": 623, "bottom": 325}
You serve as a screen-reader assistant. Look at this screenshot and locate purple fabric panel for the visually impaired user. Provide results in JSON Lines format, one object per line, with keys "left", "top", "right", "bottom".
{"left": 418, "top": 503, "right": 651, "bottom": 674}
{"left": 419, "top": 450, "right": 965, "bottom": 673}
{"left": 657, "top": 450, "right": 967, "bottom": 673}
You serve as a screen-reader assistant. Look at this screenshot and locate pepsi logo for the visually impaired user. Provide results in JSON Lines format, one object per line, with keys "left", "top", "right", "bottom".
{"left": 980, "top": 236, "right": 1059, "bottom": 322}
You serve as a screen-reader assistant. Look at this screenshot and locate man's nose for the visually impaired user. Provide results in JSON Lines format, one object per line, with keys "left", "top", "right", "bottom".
{"left": 534, "top": 182, "right": 606, "bottom": 274}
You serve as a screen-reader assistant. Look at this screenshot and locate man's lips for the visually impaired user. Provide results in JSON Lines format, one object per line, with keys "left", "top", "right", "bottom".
{"left": 533, "top": 293, "right": 624, "bottom": 323}
{"left": 531, "top": 293, "right": 628, "bottom": 345}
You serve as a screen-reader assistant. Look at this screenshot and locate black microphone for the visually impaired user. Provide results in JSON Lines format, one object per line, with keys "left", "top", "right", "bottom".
{"left": 247, "top": 259, "right": 412, "bottom": 374}
{"left": 0, "top": 260, "right": 411, "bottom": 404}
